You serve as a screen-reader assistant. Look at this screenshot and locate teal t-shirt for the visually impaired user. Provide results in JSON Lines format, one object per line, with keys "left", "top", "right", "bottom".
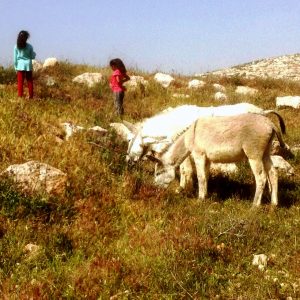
{"left": 14, "top": 43, "right": 36, "bottom": 71}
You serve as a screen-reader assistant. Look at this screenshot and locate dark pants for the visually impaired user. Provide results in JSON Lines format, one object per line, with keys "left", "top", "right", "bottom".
{"left": 114, "top": 91, "right": 124, "bottom": 115}
{"left": 17, "top": 71, "right": 33, "bottom": 98}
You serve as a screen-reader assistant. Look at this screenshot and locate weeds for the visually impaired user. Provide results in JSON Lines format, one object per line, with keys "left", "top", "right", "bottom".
{"left": 0, "top": 62, "right": 299, "bottom": 299}
{"left": 0, "top": 67, "right": 16, "bottom": 84}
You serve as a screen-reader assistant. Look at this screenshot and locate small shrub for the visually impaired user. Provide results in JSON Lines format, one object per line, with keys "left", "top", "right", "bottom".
{"left": 0, "top": 67, "right": 16, "bottom": 84}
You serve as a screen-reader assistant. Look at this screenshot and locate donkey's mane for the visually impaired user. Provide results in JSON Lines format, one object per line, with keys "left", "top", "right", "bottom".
{"left": 139, "top": 105, "right": 209, "bottom": 140}
{"left": 138, "top": 103, "right": 265, "bottom": 141}
{"left": 155, "top": 122, "right": 193, "bottom": 155}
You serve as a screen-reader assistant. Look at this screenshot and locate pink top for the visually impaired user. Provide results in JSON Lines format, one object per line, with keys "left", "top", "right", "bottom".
{"left": 110, "top": 69, "right": 126, "bottom": 92}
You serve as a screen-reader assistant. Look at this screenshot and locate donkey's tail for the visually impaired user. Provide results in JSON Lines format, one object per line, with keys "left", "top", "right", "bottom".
{"left": 263, "top": 110, "right": 286, "bottom": 134}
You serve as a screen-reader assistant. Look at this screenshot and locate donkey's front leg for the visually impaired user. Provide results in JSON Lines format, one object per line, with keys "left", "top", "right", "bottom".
{"left": 179, "top": 156, "right": 194, "bottom": 192}
{"left": 193, "top": 154, "right": 208, "bottom": 200}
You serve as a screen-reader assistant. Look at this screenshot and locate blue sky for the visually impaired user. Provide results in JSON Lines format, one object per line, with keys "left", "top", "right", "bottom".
{"left": 1, "top": 0, "right": 300, "bottom": 74}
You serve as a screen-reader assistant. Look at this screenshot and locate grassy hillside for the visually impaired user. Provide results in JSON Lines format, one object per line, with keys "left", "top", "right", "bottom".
{"left": 0, "top": 62, "right": 299, "bottom": 299}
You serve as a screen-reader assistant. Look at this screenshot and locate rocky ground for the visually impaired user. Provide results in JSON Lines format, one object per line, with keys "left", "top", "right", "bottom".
{"left": 200, "top": 53, "right": 300, "bottom": 81}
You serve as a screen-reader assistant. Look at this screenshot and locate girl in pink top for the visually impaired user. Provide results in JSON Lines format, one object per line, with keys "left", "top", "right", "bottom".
{"left": 109, "top": 58, "right": 130, "bottom": 116}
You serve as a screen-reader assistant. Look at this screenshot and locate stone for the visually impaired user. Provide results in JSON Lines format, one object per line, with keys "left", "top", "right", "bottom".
{"left": 43, "top": 57, "right": 58, "bottom": 68}
{"left": 271, "top": 155, "right": 295, "bottom": 176}
{"left": 88, "top": 126, "right": 108, "bottom": 135}
{"left": 45, "top": 75, "right": 56, "bottom": 86}
{"left": 24, "top": 243, "right": 40, "bottom": 253}
{"left": 276, "top": 96, "right": 300, "bottom": 109}
{"left": 188, "top": 79, "right": 206, "bottom": 89}
{"left": 235, "top": 86, "right": 258, "bottom": 95}
{"left": 125, "top": 75, "right": 148, "bottom": 88}
{"left": 214, "top": 91, "right": 227, "bottom": 101}
{"left": 154, "top": 72, "right": 174, "bottom": 88}
{"left": 3, "top": 161, "right": 67, "bottom": 195}
{"left": 252, "top": 254, "right": 268, "bottom": 271}
{"left": 72, "top": 72, "right": 103, "bottom": 87}
{"left": 213, "top": 83, "right": 226, "bottom": 92}
{"left": 210, "top": 163, "right": 238, "bottom": 175}
{"left": 32, "top": 60, "right": 43, "bottom": 72}
{"left": 61, "top": 122, "right": 85, "bottom": 140}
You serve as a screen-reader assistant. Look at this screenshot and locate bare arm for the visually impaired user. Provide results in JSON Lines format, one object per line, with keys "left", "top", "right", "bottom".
{"left": 122, "top": 74, "right": 130, "bottom": 83}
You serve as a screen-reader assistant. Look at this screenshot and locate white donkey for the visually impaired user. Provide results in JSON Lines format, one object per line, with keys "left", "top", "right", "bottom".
{"left": 123, "top": 103, "right": 286, "bottom": 191}
{"left": 125, "top": 103, "right": 277, "bottom": 162}
{"left": 152, "top": 113, "right": 288, "bottom": 207}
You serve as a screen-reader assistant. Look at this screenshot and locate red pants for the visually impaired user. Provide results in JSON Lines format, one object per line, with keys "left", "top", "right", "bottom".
{"left": 17, "top": 71, "right": 33, "bottom": 98}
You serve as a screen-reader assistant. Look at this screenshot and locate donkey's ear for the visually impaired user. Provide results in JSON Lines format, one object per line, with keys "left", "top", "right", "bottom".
{"left": 143, "top": 137, "right": 159, "bottom": 145}
{"left": 122, "top": 120, "right": 139, "bottom": 134}
{"left": 143, "top": 136, "right": 168, "bottom": 145}
{"left": 110, "top": 122, "right": 134, "bottom": 142}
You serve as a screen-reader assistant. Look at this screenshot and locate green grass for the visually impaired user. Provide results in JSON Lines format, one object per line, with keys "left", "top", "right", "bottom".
{"left": 0, "top": 62, "right": 299, "bottom": 299}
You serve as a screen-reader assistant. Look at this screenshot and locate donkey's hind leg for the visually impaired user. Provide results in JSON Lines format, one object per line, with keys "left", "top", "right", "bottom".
{"left": 264, "top": 156, "right": 278, "bottom": 206}
{"left": 248, "top": 158, "right": 267, "bottom": 207}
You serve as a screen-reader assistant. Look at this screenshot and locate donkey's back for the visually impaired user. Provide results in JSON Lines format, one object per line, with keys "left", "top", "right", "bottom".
{"left": 189, "top": 113, "right": 279, "bottom": 163}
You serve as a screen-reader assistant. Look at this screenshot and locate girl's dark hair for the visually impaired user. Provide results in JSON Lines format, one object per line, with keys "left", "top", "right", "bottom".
{"left": 17, "top": 30, "right": 30, "bottom": 49}
{"left": 110, "top": 58, "right": 127, "bottom": 74}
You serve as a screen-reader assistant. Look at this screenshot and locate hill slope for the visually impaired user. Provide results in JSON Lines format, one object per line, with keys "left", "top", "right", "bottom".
{"left": 202, "top": 53, "right": 300, "bottom": 81}
{"left": 0, "top": 62, "right": 299, "bottom": 299}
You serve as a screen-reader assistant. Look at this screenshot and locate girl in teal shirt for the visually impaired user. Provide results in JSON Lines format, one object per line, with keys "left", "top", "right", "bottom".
{"left": 14, "top": 30, "right": 36, "bottom": 98}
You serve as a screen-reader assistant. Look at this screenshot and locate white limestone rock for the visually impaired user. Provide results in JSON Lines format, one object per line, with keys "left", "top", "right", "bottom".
{"left": 43, "top": 57, "right": 58, "bottom": 68}
{"left": 213, "top": 83, "right": 226, "bottom": 92}
{"left": 210, "top": 163, "right": 238, "bottom": 175}
{"left": 154, "top": 72, "right": 174, "bottom": 88}
{"left": 188, "top": 79, "right": 206, "bottom": 89}
{"left": 214, "top": 91, "right": 227, "bottom": 101}
{"left": 32, "top": 60, "right": 43, "bottom": 72}
{"left": 3, "top": 161, "right": 67, "bottom": 195}
{"left": 88, "top": 126, "right": 108, "bottom": 135}
{"left": 125, "top": 75, "right": 148, "bottom": 88}
{"left": 72, "top": 73, "right": 103, "bottom": 87}
{"left": 252, "top": 254, "right": 268, "bottom": 271}
{"left": 276, "top": 96, "right": 300, "bottom": 109}
{"left": 235, "top": 86, "right": 258, "bottom": 95}
{"left": 271, "top": 155, "right": 295, "bottom": 176}
{"left": 61, "top": 122, "right": 85, "bottom": 140}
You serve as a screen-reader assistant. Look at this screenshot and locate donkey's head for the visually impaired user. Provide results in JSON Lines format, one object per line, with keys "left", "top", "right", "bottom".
{"left": 154, "top": 161, "right": 176, "bottom": 188}
{"left": 126, "top": 131, "right": 171, "bottom": 165}
{"left": 126, "top": 132, "right": 146, "bottom": 164}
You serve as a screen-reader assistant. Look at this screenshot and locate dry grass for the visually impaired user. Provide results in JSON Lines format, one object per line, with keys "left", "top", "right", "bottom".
{"left": 0, "top": 62, "right": 299, "bottom": 299}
